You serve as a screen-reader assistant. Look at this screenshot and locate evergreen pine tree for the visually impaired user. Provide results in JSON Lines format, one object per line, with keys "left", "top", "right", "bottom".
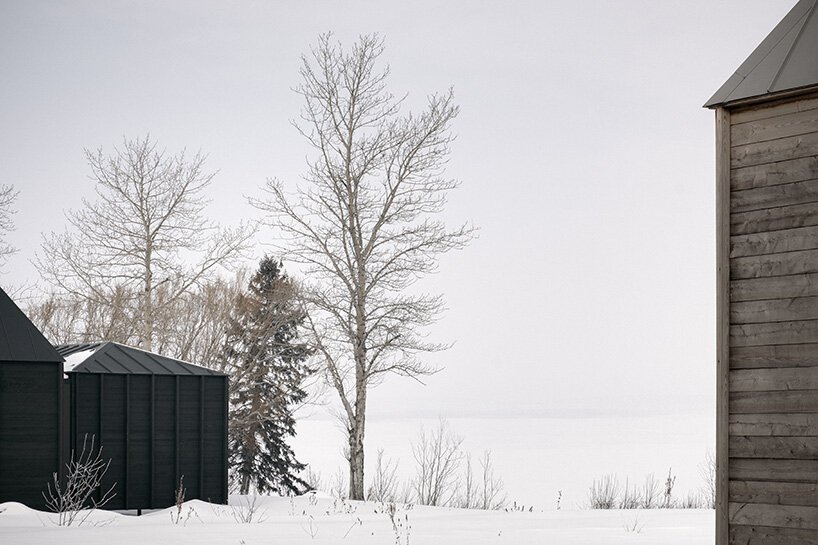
{"left": 225, "top": 256, "right": 312, "bottom": 495}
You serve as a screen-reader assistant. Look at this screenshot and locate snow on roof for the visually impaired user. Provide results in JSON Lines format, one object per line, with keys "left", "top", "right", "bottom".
{"left": 62, "top": 346, "right": 102, "bottom": 374}
{"left": 57, "top": 341, "right": 226, "bottom": 376}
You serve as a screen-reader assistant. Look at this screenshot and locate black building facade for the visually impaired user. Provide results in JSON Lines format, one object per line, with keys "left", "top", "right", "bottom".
{"left": 59, "top": 342, "right": 229, "bottom": 510}
{"left": 0, "top": 286, "right": 228, "bottom": 511}
{"left": 0, "top": 289, "right": 64, "bottom": 510}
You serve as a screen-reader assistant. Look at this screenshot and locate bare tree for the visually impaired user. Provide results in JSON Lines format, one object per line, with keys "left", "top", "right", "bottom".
{"left": 411, "top": 419, "right": 463, "bottom": 506}
{"left": 38, "top": 136, "right": 254, "bottom": 352}
{"left": 0, "top": 184, "right": 19, "bottom": 267}
{"left": 26, "top": 292, "right": 83, "bottom": 345}
{"left": 252, "top": 33, "right": 473, "bottom": 500}
{"left": 28, "top": 271, "right": 245, "bottom": 372}
{"left": 154, "top": 271, "right": 247, "bottom": 369}
{"left": 27, "top": 286, "right": 138, "bottom": 346}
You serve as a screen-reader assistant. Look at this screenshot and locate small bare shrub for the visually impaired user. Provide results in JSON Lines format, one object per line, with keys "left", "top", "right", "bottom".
{"left": 456, "top": 452, "right": 477, "bottom": 508}
{"left": 386, "top": 502, "right": 411, "bottom": 545}
{"left": 42, "top": 434, "right": 115, "bottom": 526}
{"left": 640, "top": 473, "right": 660, "bottom": 509}
{"left": 367, "top": 449, "right": 400, "bottom": 503}
{"left": 587, "top": 474, "right": 620, "bottom": 509}
{"left": 230, "top": 495, "right": 268, "bottom": 523}
{"left": 330, "top": 467, "right": 348, "bottom": 500}
{"left": 477, "top": 450, "right": 506, "bottom": 510}
{"left": 662, "top": 468, "right": 677, "bottom": 509}
{"left": 398, "top": 481, "right": 415, "bottom": 504}
{"left": 623, "top": 514, "right": 644, "bottom": 534}
{"left": 302, "top": 465, "right": 323, "bottom": 493}
{"left": 699, "top": 451, "right": 716, "bottom": 509}
{"left": 618, "top": 477, "right": 641, "bottom": 510}
{"left": 170, "top": 475, "right": 198, "bottom": 525}
{"left": 679, "top": 490, "right": 707, "bottom": 509}
{"left": 301, "top": 514, "right": 318, "bottom": 539}
{"left": 411, "top": 419, "right": 463, "bottom": 506}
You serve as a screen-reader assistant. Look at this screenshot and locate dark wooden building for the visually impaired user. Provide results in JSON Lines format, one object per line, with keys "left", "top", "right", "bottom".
{"left": 59, "top": 342, "right": 228, "bottom": 510}
{"left": 0, "top": 288, "right": 64, "bottom": 510}
{"left": 705, "top": 1, "right": 818, "bottom": 543}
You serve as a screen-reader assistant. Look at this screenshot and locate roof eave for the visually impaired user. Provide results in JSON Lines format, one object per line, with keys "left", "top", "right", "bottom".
{"left": 704, "top": 83, "right": 818, "bottom": 110}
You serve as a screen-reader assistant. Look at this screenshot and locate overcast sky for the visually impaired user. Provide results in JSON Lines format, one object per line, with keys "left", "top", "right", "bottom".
{"left": 0, "top": 1, "right": 797, "bottom": 422}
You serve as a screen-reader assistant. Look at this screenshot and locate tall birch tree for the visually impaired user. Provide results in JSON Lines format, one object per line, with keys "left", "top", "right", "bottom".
{"left": 38, "top": 136, "right": 254, "bottom": 351}
{"left": 252, "top": 34, "right": 473, "bottom": 500}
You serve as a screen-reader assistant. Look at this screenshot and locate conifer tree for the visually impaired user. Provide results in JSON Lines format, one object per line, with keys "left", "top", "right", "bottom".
{"left": 225, "top": 256, "right": 312, "bottom": 495}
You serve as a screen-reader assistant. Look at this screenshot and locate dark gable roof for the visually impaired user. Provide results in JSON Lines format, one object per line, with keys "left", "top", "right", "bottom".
{"left": 705, "top": 0, "right": 818, "bottom": 108}
{"left": 0, "top": 287, "right": 63, "bottom": 363}
{"left": 57, "top": 341, "right": 225, "bottom": 376}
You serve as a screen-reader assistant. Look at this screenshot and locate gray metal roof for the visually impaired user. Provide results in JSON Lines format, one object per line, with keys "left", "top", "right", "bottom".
{"left": 705, "top": 0, "right": 818, "bottom": 108}
{"left": 57, "top": 341, "right": 226, "bottom": 376}
{"left": 0, "top": 287, "right": 63, "bottom": 363}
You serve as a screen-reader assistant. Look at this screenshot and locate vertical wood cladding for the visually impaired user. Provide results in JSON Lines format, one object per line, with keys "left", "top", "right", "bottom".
{"left": 71, "top": 373, "right": 227, "bottom": 509}
{"left": 0, "top": 362, "right": 61, "bottom": 510}
{"left": 178, "top": 376, "right": 201, "bottom": 500}
{"left": 153, "top": 376, "right": 176, "bottom": 506}
{"left": 128, "top": 376, "right": 151, "bottom": 508}
{"left": 724, "top": 94, "right": 818, "bottom": 544}
{"left": 202, "top": 377, "right": 227, "bottom": 503}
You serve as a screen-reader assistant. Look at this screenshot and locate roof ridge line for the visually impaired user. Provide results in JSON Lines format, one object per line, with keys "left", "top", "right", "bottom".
{"left": 768, "top": 0, "right": 817, "bottom": 92}
{"left": 68, "top": 341, "right": 225, "bottom": 376}
{"left": 108, "top": 341, "right": 219, "bottom": 374}
{"left": 109, "top": 342, "right": 158, "bottom": 374}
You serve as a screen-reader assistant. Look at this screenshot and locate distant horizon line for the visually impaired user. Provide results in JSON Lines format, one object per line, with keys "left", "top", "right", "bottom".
{"left": 296, "top": 407, "right": 714, "bottom": 422}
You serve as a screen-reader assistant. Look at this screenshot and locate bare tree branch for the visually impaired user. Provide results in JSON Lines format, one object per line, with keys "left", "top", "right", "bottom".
{"left": 0, "top": 184, "right": 19, "bottom": 268}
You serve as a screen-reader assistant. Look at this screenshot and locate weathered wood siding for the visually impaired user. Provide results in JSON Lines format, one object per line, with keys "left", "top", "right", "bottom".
{"left": 721, "top": 94, "right": 818, "bottom": 545}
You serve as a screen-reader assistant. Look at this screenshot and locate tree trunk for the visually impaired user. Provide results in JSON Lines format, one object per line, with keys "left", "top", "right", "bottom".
{"left": 348, "top": 393, "right": 366, "bottom": 500}
{"left": 348, "top": 247, "right": 368, "bottom": 500}
{"left": 240, "top": 473, "right": 249, "bottom": 496}
{"left": 142, "top": 242, "right": 153, "bottom": 351}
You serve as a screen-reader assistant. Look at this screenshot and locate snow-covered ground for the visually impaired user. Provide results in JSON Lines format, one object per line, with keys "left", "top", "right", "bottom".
{"left": 292, "top": 413, "right": 715, "bottom": 508}
{"left": 0, "top": 494, "right": 713, "bottom": 545}
{"left": 1, "top": 414, "right": 715, "bottom": 543}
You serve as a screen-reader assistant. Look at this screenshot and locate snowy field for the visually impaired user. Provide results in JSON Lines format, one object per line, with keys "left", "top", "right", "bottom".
{"left": 292, "top": 413, "right": 715, "bottom": 509}
{"left": 0, "top": 494, "right": 714, "bottom": 545}
{"left": 0, "top": 414, "right": 715, "bottom": 544}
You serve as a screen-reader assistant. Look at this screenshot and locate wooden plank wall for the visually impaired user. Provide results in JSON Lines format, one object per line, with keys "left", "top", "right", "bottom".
{"left": 724, "top": 94, "right": 818, "bottom": 545}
